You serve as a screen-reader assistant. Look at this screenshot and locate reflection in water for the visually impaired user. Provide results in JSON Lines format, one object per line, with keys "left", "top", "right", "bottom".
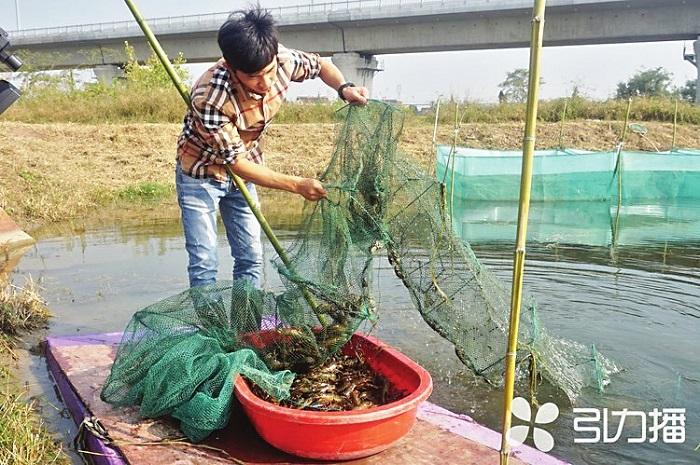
{"left": 7, "top": 200, "right": 700, "bottom": 465}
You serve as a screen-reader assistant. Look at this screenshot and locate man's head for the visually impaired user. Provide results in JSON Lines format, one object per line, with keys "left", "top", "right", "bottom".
{"left": 218, "top": 7, "right": 279, "bottom": 94}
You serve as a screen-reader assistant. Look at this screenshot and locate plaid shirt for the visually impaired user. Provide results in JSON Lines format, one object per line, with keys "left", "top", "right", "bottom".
{"left": 177, "top": 45, "right": 322, "bottom": 180}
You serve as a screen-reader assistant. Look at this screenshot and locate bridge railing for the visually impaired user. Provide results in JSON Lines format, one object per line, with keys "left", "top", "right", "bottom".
{"left": 8, "top": 0, "right": 476, "bottom": 41}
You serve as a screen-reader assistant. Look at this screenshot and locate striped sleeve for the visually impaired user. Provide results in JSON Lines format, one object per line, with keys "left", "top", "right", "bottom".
{"left": 287, "top": 48, "right": 322, "bottom": 83}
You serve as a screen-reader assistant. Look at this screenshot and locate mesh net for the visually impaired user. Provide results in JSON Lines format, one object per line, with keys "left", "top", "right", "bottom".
{"left": 101, "top": 101, "right": 615, "bottom": 441}
{"left": 437, "top": 146, "right": 700, "bottom": 202}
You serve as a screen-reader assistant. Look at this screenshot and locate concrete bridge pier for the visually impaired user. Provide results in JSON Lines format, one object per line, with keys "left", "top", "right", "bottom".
{"left": 93, "top": 65, "right": 124, "bottom": 85}
{"left": 331, "top": 52, "right": 382, "bottom": 96}
{"left": 695, "top": 37, "right": 700, "bottom": 104}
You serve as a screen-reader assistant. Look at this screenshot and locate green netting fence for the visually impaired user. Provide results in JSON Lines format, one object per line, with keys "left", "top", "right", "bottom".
{"left": 101, "top": 102, "right": 615, "bottom": 441}
{"left": 437, "top": 146, "right": 700, "bottom": 202}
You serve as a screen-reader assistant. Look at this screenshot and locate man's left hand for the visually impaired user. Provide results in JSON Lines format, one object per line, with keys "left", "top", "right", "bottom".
{"left": 342, "top": 86, "right": 369, "bottom": 105}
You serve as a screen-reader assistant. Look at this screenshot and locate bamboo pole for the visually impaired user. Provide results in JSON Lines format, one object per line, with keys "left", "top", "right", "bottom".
{"left": 499, "top": 1, "right": 547, "bottom": 464}
{"left": 449, "top": 102, "right": 459, "bottom": 215}
{"left": 122, "top": 0, "right": 328, "bottom": 325}
{"left": 432, "top": 96, "right": 442, "bottom": 153}
{"left": 671, "top": 99, "right": 678, "bottom": 152}
{"left": 558, "top": 99, "right": 568, "bottom": 150}
{"left": 611, "top": 98, "right": 633, "bottom": 249}
{"left": 431, "top": 96, "right": 442, "bottom": 178}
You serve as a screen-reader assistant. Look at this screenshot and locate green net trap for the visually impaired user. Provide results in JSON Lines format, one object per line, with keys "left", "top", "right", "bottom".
{"left": 436, "top": 146, "right": 700, "bottom": 202}
{"left": 101, "top": 101, "right": 616, "bottom": 441}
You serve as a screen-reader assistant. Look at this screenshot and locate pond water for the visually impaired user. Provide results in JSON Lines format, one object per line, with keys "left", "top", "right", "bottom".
{"left": 7, "top": 198, "right": 700, "bottom": 465}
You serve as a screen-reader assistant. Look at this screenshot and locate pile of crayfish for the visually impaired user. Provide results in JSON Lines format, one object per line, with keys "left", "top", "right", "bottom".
{"left": 251, "top": 351, "right": 404, "bottom": 411}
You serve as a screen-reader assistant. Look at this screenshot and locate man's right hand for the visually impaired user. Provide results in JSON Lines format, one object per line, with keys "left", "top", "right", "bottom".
{"left": 295, "top": 178, "right": 327, "bottom": 201}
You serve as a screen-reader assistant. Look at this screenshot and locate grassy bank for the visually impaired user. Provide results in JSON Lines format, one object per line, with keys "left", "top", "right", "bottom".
{"left": 2, "top": 84, "right": 346, "bottom": 125}
{"left": 4, "top": 81, "right": 700, "bottom": 125}
{"left": 0, "top": 281, "right": 70, "bottom": 465}
{"left": 2, "top": 119, "right": 700, "bottom": 229}
{"left": 0, "top": 361, "right": 69, "bottom": 465}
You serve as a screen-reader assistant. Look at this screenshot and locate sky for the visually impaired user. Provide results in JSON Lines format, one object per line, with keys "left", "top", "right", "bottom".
{"left": 1, "top": 0, "right": 697, "bottom": 103}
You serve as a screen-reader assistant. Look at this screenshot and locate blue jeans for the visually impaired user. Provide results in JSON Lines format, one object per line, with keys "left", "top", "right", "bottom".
{"left": 176, "top": 163, "right": 263, "bottom": 288}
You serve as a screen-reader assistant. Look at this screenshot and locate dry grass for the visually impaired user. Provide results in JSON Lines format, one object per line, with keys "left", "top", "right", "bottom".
{"left": 0, "top": 122, "right": 177, "bottom": 228}
{"left": 0, "top": 278, "right": 51, "bottom": 335}
{"left": 0, "top": 362, "right": 70, "bottom": 465}
{"left": 0, "top": 278, "right": 68, "bottom": 465}
{"left": 1, "top": 119, "right": 699, "bottom": 230}
{"left": 401, "top": 119, "right": 700, "bottom": 168}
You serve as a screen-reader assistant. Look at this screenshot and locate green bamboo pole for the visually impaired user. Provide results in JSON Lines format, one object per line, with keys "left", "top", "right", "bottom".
{"left": 612, "top": 98, "right": 633, "bottom": 249}
{"left": 431, "top": 96, "right": 442, "bottom": 179}
{"left": 432, "top": 96, "right": 442, "bottom": 154}
{"left": 558, "top": 99, "right": 568, "bottom": 150}
{"left": 449, "top": 102, "right": 459, "bottom": 215}
{"left": 123, "top": 0, "right": 328, "bottom": 325}
{"left": 671, "top": 99, "right": 678, "bottom": 152}
{"left": 619, "top": 98, "right": 633, "bottom": 144}
{"left": 617, "top": 98, "right": 633, "bottom": 204}
{"left": 499, "top": 1, "right": 547, "bottom": 464}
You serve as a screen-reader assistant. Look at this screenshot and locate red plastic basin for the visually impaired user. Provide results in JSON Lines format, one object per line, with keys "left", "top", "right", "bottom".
{"left": 234, "top": 333, "right": 433, "bottom": 460}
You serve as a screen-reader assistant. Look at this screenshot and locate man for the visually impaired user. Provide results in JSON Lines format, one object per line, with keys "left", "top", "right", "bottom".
{"left": 176, "top": 7, "right": 369, "bottom": 289}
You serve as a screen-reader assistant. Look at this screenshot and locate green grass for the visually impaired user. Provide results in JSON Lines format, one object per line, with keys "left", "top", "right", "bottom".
{"left": 5, "top": 80, "right": 699, "bottom": 125}
{"left": 117, "top": 181, "right": 174, "bottom": 202}
{"left": 4, "top": 84, "right": 185, "bottom": 124}
{"left": 16, "top": 171, "right": 43, "bottom": 185}
{"left": 424, "top": 97, "right": 700, "bottom": 125}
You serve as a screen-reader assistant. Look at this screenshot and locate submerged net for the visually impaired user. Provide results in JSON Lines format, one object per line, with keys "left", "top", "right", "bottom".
{"left": 101, "top": 101, "right": 615, "bottom": 441}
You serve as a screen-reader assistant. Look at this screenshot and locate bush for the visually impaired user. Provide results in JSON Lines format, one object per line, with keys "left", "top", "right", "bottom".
{"left": 420, "top": 97, "right": 700, "bottom": 125}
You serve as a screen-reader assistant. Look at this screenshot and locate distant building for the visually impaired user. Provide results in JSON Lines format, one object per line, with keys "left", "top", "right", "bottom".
{"left": 411, "top": 103, "right": 433, "bottom": 115}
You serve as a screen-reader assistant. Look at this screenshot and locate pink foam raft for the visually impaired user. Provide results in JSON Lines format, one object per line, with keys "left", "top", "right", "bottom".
{"left": 46, "top": 332, "right": 572, "bottom": 465}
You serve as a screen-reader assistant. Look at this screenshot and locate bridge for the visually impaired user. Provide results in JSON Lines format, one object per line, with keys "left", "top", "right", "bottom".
{"left": 6, "top": 0, "right": 700, "bottom": 101}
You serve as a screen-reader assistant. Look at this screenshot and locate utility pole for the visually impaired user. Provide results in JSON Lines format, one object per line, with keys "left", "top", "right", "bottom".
{"left": 14, "top": 0, "right": 20, "bottom": 30}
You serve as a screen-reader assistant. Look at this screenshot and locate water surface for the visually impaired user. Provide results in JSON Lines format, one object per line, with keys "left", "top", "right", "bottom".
{"left": 8, "top": 199, "right": 700, "bottom": 465}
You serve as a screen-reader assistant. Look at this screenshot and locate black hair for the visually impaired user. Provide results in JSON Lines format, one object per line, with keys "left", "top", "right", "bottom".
{"left": 217, "top": 7, "right": 278, "bottom": 74}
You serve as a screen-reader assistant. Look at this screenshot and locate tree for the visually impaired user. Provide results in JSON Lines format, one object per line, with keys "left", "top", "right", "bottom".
{"left": 678, "top": 79, "right": 697, "bottom": 103}
{"left": 616, "top": 67, "right": 673, "bottom": 99}
{"left": 498, "top": 68, "right": 544, "bottom": 103}
{"left": 123, "top": 41, "right": 188, "bottom": 88}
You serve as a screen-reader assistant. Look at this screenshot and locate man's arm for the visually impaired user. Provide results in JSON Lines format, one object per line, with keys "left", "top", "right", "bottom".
{"left": 318, "top": 60, "right": 369, "bottom": 105}
{"left": 231, "top": 157, "right": 327, "bottom": 201}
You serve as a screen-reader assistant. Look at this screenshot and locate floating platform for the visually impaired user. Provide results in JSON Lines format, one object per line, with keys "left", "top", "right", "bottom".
{"left": 46, "top": 333, "right": 570, "bottom": 465}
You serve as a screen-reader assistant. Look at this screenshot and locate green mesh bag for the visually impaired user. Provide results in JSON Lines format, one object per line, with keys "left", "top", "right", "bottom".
{"left": 101, "top": 101, "right": 616, "bottom": 442}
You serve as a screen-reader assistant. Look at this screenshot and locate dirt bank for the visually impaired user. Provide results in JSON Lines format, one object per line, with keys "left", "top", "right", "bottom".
{"left": 1, "top": 120, "right": 698, "bottom": 228}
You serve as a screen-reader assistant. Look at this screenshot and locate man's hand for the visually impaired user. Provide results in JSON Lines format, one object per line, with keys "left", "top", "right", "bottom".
{"left": 295, "top": 178, "right": 327, "bottom": 201}
{"left": 342, "top": 85, "right": 369, "bottom": 105}
{"left": 231, "top": 158, "right": 327, "bottom": 200}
